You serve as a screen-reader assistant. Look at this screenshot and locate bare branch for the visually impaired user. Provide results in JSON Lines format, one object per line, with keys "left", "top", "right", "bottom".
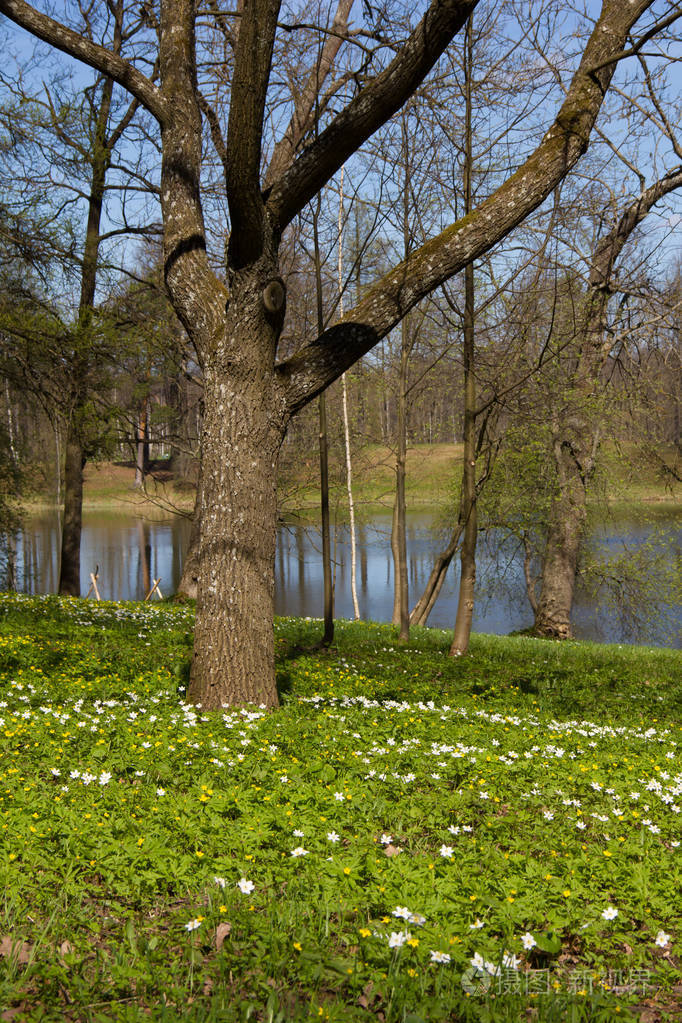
{"left": 0, "top": 0, "right": 168, "bottom": 124}
{"left": 265, "top": 0, "right": 478, "bottom": 231}
{"left": 277, "top": 0, "right": 657, "bottom": 415}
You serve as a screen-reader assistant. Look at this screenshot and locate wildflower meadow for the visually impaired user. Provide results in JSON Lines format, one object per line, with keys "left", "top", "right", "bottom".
{"left": 0, "top": 593, "right": 680, "bottom": 1021}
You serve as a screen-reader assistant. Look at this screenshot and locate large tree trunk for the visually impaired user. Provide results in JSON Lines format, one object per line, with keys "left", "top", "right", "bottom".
{"left": 58, "top": 419, "right": 85, "bottom": 596}
{"left": 186, "top": 263, "right": 284, "bottom": 710}
{"left": 188, "top": 371, "right": 281, "bottom": 709}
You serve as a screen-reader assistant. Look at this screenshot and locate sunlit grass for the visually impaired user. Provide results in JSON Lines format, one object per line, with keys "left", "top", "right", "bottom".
{"left": 0, "top": 594, "right": 680, "bottom": 1021}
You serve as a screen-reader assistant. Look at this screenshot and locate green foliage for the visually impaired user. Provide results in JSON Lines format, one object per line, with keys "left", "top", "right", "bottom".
{"left": 0, "top": 596, "right": 680, "bottom": 1020}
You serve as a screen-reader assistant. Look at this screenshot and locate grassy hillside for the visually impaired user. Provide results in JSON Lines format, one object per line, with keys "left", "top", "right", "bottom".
{"left": 0, "top": 594, "right": 680, "bottom": 1021}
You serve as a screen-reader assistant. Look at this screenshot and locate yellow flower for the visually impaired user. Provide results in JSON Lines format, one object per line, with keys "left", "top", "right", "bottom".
{"left": 293, "top": 941, "right": 302, "bottom": 951}
{"left": 407, "top": 938, "right": 419, "bottom": 948}
{"left": 343, "top": 867, "right": 351, "bottom": 876}
{"left": 359, "top": 928, "right": 371, "bottom": 938}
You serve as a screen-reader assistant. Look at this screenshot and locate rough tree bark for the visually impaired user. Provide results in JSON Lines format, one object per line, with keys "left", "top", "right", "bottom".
{"left": 0, "top": 0, "right": 662, "bottom": 705}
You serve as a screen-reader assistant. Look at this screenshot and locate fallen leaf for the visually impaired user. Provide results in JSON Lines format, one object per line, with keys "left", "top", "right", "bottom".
{"left": 59, "top": 940, "right": 73, "bottom": 957}
{"left": 383, "top": 845, "right": 400, "bottom": 857}
{"left": 215, "top": 922, "right": 231, "bottom": 951}
{"left": 0, "top": 937, "right": 32, "bottom": 965}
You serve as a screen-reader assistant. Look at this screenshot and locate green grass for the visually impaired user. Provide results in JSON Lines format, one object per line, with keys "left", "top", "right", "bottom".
{"left": 0, "top": 595, "right": 681, "bottom": 1021}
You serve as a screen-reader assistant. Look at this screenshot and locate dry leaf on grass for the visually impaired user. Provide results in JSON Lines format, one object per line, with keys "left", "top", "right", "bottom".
{"left": 0, "top": 936, "right": 32, "bottom": 965}
{"left": 215, "top": 922, "right": 231, "bottom": 951}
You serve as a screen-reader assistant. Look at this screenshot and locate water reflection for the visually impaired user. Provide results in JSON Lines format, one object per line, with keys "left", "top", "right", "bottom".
{"left": 9, "top": 508, "right": 681, "bottom": 648}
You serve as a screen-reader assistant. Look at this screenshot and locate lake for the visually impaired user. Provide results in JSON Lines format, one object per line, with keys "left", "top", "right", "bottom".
{"left": 8, "top": 508, "right": 682, "bottom": 648}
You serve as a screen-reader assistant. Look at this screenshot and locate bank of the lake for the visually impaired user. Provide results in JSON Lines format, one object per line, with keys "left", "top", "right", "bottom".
{"left": 21, "top": 443, "right": 681, "bottom": 520}
{"left": 12, "top": 506, "right": 682, "bottom": 649}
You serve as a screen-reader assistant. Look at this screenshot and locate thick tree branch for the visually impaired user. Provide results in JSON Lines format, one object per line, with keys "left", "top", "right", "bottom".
{"left": 225, "top": 0, "right": 281, "bottom": 266}
{"left": 265, "top": 0, "right": 478, "bottom": 231}
{"left": 276, "top": 0, "right": 656, "bottom": 415}
{"left": 0, "top": 0, "right": 168, "bottom": 125}
{"left": 159, "top": 0, "right": 226, "bottom": 346}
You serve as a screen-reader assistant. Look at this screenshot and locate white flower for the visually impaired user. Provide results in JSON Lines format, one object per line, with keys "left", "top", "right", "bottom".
{"left": 388, "top": 931, "right": 409, "bottom": 948}
{"left": 293, "top": 829, "right": 304, "bottom": 837}
{"left": 184, "top": 918, "right": 202, "bottom": 931}
{"left": 380, "top": 833, "right": 393, "bottom": 845}
{"left": 334, "top": 792, "right": 345, "bottom": 801}
{"left": 279, "top": 775, "right": 289, "bottom": 783}
{"left": 98, "top": 771, "right": 112, "bottom": 785}
{"left": 392, "top": 906, "right": 411, "bottom": 920}
{"left": 469, "top": 919, "right": 484, "bottom": 930}
{"left": 237, "top": 878, "right": 255, "bottom": 894}
{"left": 439, "top": 844, "right": 454, "bottom": 858}
{"left": 156, "top": 787, "right": 166, "bottom": 797}
{"left": 214, "top": 877, "right": 226, "bottom": 888}
{"left": 655, "top": 930, "right": 671, "bottom": 947}
{"left": 50, "top": 768, "right": 61, "bottom": 777}
{"left": 327, "top": 831, "right": 340, "bottom": 843}
{"left": 290, "top": 847, "right": 308, "bottom": 857}
{"left": 576, "top": 820, "right": 586, "bottom": 830}
{"left": 521, "top": 932, "right": 536, "bottom": 950}
{"left": 470, "top": 952, "right": 486, "bottom": 971}
{"left": 543, "top": 811, "right": 554, "bottom": 820}
{"left": 602, "top": 906, "right": 618, "bottom": 921}
{"left": 430, "top": 950, "right": 451, "bottom": 963}
{"left": 409, "top": 912, "right": 426, "bottom": 926}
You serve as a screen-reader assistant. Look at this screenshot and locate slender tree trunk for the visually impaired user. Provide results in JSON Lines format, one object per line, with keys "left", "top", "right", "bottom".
{"left": 135, "top": 397, "right": 149, "bottom": 488}
{"left": 391, "top": 322, "right": 410, "bottom": 640}
{"left": 341, "top": 374, "right": 360, "bottom": 619}
{"left": 450, "top": 258, "right": 477, "bottom": 655}
{"left": 410, "top": 521, "right": 463, "bottom": 626}
{"left": 59, "top": 422, "right": 86, "bottom": 597}
{"left": 450, "top": 14, "right": 477, "bottom": 657}
{"left": 58, "top": 58, "right": 118, "bottom": 596}
{"left": 313, "top": 193, "right": 334, "bottom": 644}
{"left": 533, "top": 439, "right": 587, "bottom": 638}
{"left": 177, "top": 469, "right": 202, "bottom": 599}
{"left": 391, "top": 111, "right": 414, "bottom": 642}
{"left": 338, "top": 167, "right": 360, "bottom": 620}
